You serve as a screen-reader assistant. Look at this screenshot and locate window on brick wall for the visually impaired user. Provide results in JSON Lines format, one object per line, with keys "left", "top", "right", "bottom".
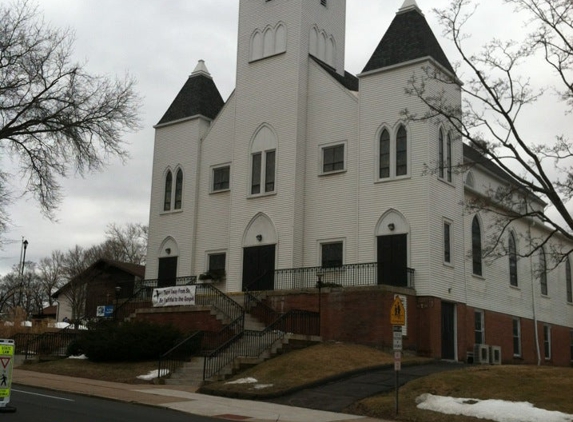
{"left": 513, "top": 318, "right": 521, "bottom": 357}
{"left": 475, "top": 310, "right": 485, "bottom": 344}
{"left": 544, "top": 325, "right": 551, "bottom": 360}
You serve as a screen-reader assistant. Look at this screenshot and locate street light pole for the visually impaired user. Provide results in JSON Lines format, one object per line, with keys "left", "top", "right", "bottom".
{"left": 21, "top": 240, "right": 28, "bottom": 277}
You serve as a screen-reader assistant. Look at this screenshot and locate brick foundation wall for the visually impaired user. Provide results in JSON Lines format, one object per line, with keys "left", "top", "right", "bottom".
{"left": 135, "top": 306, "right": 224, "bottom": 334}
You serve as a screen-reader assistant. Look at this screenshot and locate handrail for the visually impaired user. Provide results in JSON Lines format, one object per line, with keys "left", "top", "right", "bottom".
{"left": 243, "top": 269, "right": 271, "bottom": 293}
{"left": 195, "top": 283, "right": 244, "bottom": 322}
{"left": 203, "top": 315, "right": 245, "bottom": 380}
{"left": 158, "top": 331, "right": 204, "bottom": 380}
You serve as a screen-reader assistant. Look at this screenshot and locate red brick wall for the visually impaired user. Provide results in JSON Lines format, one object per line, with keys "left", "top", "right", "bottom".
{"left": 135, "top": 307, "right": 224, "bottom": 334}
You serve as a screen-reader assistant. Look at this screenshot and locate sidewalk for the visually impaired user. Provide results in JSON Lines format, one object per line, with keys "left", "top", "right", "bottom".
{"left": 13, "top": 369, "right": 391, "bottom": 422}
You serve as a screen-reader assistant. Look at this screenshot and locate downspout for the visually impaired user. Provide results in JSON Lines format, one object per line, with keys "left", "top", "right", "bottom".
{"left": 527, "top": 202, "right": 541, "bottom": 366}
{"left": 190, "top": 135, "right": 204, "bottom": 277}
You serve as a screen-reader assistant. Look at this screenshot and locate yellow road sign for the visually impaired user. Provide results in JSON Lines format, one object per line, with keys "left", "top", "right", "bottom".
{"left": 390, "top": 296, "right": 406, "bottom": 326}
{"left": 0, "top": 339, "right": 15, "bottom": 407}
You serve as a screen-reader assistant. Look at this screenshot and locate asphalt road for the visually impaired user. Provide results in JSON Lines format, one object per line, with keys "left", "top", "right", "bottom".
{"left": 3, "top": 385, "right": 218, "bottom": 422}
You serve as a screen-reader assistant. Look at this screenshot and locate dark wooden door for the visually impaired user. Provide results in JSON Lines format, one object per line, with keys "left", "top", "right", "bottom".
{"left": 158, "top": 257, "right": 177, "bottom": 288}
{"left": 377, "top": 234, "right": 407, "bottom": 286}
{"left": 441, "top": 302, "right": 456, "bottom": 360}
{"left": 242, "top": 245, "right": 276, "bottom": 291}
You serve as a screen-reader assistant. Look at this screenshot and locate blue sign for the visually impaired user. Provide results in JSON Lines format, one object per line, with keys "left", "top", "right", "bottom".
{"left": 96, "top": 305, "right": 115, "bottom": 318}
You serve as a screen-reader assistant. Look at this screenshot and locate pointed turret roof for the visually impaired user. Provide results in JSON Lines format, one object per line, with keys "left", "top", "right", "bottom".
{"left": 362, "top": 2, "right": 454, "bottom": 75}
{"left": 157, "top": 60, "right": 225, "bottom": 126}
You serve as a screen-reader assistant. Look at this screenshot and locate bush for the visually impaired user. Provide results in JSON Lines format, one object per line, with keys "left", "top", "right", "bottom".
{"left": 77, "top": 320, "right": 182, "bottom": 362}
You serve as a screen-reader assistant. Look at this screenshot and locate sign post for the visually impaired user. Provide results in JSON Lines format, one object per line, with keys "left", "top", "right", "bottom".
{"left": 390, "top": 296, "right": 406, "bottom": 416}
{"left": 0, "top": 339, "right": 16, "bottom": 413}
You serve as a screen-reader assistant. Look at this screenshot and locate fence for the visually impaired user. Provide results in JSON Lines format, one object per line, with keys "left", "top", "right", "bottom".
{"left": 272, "top": 262, "right": 415, "bottom": 290}
{"left": 12, "top": 331, "right": 81, "bottom": 360}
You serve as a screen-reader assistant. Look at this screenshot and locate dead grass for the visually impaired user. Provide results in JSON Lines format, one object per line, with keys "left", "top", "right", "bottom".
{"left": 204, "top": 342, "right": 430, "bottom": 395}
{"left": 18, "top": 359, "right": 158, "bottom": 384}
{"left": 347, "top": 365, "right": 573, "bottom": 422}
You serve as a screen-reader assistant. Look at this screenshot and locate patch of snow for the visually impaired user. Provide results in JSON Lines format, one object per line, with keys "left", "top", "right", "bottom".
{"left": 225, "top": 377, "right": 258, "bottom": 385}
{"left": 21, "top": 321, "right": 32, "bottom": 327}
{"left": 254, "top": 384, "right": 273, "bottom": 390}
{"left": 68, "top": 354, "right": 88, "bottom": 360}
{"left": 417, "top": 394, "right": 573, "bottom": 422}
{"left": 52, "top": 322, "right": 88, "bottom": 330}
{"left": 136, "top": 369, "right": 169, "bottom": 380}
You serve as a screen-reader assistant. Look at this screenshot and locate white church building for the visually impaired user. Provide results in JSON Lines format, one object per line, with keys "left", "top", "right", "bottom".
{"left": 145, "top": 0, "right": 573, "bottom": 365}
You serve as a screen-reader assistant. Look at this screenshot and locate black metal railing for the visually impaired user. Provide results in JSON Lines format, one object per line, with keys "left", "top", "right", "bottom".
{"left": 113, "top": 276, "right": 197, "bottom": 321}
{"left": 203, "top": 318, "right": 245, "bottom": 380}
{"left": 202, "top": 308, "right": 319, "bottom": 381}
{"left": 13, "top": 331, "right": 80, "bottom": 360}
{"left": 158, "top": 331, "right": 204, "bottom": 380}
{"left": 244, "top": 291, "right": 278, "bottom": 326}
{"left": 270, "top": 262, "right": 415, "bottom": 291}
{"left": 194, "top": 284, "right": 244, "bottom": 322}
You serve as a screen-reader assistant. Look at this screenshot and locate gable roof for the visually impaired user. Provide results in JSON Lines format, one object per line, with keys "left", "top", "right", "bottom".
{"left": 52, "top": 258, "right": 145, "bottom": 298}
{"left": 362, "top": 4, "right": 455, "bottom": 75}
{"left": 310, "top": 56, "right": 359, "bottom": 92}
{"left": 157, "top": 60, "right": 225, "bottom": 126}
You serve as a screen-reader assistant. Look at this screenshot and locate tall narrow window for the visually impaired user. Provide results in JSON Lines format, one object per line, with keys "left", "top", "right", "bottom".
{"left": 540, "top": 248, "right": 548, "bottom": 295}
{"left": 174, "top": 169, "right": 183, "bottom": 210}
{"left": 509, "top": 232, "right": 518, "bottom": 287}
{"left": 251, "top": 152, "right": 262, "bottom": 195}
{"left": 472, "top": 216, "right": 482, "bottom": 276}
{"left": 163, "top": 171, "right": 172, "bottom": 212}
{"left": 446, "top": 132, "right": 452, "bottom": 182}
{"left": 443, "top": 221, "right": 451, "bottom": 264}
{"left": 438, "top": 129, "right": 444, "bottom": 179}
{"left": 265, "top": 150, "right": 276, "bottom": 192}
{"left": 570, "top": 331, "right": 573, "bottom": 362}
{"left": 321, "top": 242, "right": 343, "bottom": 268}
{"left": 513, "top": 318, "right": 521, "bottom": 357}
{"left": 566, "top": 257, "right": 572, "bottom": 303}
{"left": 396, "top": 126, "right": 408, "bottom": 176}
{"left": 379, "top": 129, "right": 390, "bottom": 179}
{"left": 474, "top": 310, "right": 484, "bottom": 344}
{"left": 544, "top": 325, "right": 551, "bottom": 360}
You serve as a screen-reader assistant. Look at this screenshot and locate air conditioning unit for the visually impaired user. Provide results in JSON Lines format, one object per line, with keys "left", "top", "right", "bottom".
{"left": 490, "top": 345, "right": 502, "bottom": 365}
{"left": 474, "top": 344, "right": 489, "bottom": 364}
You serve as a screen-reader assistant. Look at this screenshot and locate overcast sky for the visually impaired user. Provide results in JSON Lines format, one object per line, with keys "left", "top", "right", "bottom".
{"left": 0, "top": 0, "right": 568, "bottom": 276}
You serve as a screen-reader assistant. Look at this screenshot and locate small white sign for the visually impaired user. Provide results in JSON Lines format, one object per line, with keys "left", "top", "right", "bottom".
{"left": 394, "top": 360, "right": 401, "bottom": 371}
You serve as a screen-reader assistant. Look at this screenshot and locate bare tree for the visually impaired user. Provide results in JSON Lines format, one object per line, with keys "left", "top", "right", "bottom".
{"left": 37, "top": 250, "right": 65, "bottom": 306}
{"left": 60, "top": 245, "right": 91, "bottom": 321}
{"left": 103, "top": 222, "right": 148, "bottom": 265}
{"left": 0, "top": 262, "right": 44, "bottom": 317}
{"left": 0, "top": 0, "right": 141, "bottom": 227}
{"left": 404, "top": 0, "right": 572, "bottom": 265}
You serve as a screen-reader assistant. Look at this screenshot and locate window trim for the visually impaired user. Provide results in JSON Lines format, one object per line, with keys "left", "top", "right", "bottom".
{"left": 211, "top": 164, "right": 231, "bottom": 193}
{"left": 320, "top": 141, "right": 347, "bottom": 175}
{"left": 319, "top": 239, "right": 344, "bottom": 269}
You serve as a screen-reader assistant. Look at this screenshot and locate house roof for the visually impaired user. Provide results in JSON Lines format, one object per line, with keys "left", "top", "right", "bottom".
{"left": 463, "top": 143, "right": 545, "bottom": 205}
{"left": 52, "top": 258, "right": 145, "bottom": 298}
{"left": 310, "top": 56, "right": 359, "bottom": 92}
{"left": 362, "top": 2, "right": 455, "bottom": 75}
{"left": 156, "top": 60, "right": 225, "bottom": 126}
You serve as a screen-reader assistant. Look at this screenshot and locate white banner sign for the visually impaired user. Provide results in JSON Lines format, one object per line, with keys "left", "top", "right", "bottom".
{"left": 152, "top": 286, "right": 196, "bottom": 307}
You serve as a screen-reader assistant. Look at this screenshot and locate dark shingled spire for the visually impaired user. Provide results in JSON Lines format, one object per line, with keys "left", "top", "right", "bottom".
{"left": 157, "top": 60, "right": 225, "bottom": 126}
{"left": 362, "top": 1, "right": 455, "bottom": 75}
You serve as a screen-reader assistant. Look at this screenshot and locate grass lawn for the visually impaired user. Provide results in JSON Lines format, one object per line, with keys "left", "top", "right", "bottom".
{"left": 18, "top": 359, "right": 158, "bottom": 384}
{"left": 17, "top": 344, "right": 573, "bottom": 422}
{"left": 347, "top": 365, "right": 573, "bottom": 422}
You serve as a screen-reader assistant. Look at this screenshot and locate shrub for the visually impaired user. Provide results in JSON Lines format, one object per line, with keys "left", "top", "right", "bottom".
{"left": 77, "top": 320, "right": 182, "bottom": 362}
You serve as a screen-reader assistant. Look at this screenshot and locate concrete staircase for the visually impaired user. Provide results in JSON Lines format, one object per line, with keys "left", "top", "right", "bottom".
{"left": 163, "top": 357, "right": 204, "bottom": 389}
